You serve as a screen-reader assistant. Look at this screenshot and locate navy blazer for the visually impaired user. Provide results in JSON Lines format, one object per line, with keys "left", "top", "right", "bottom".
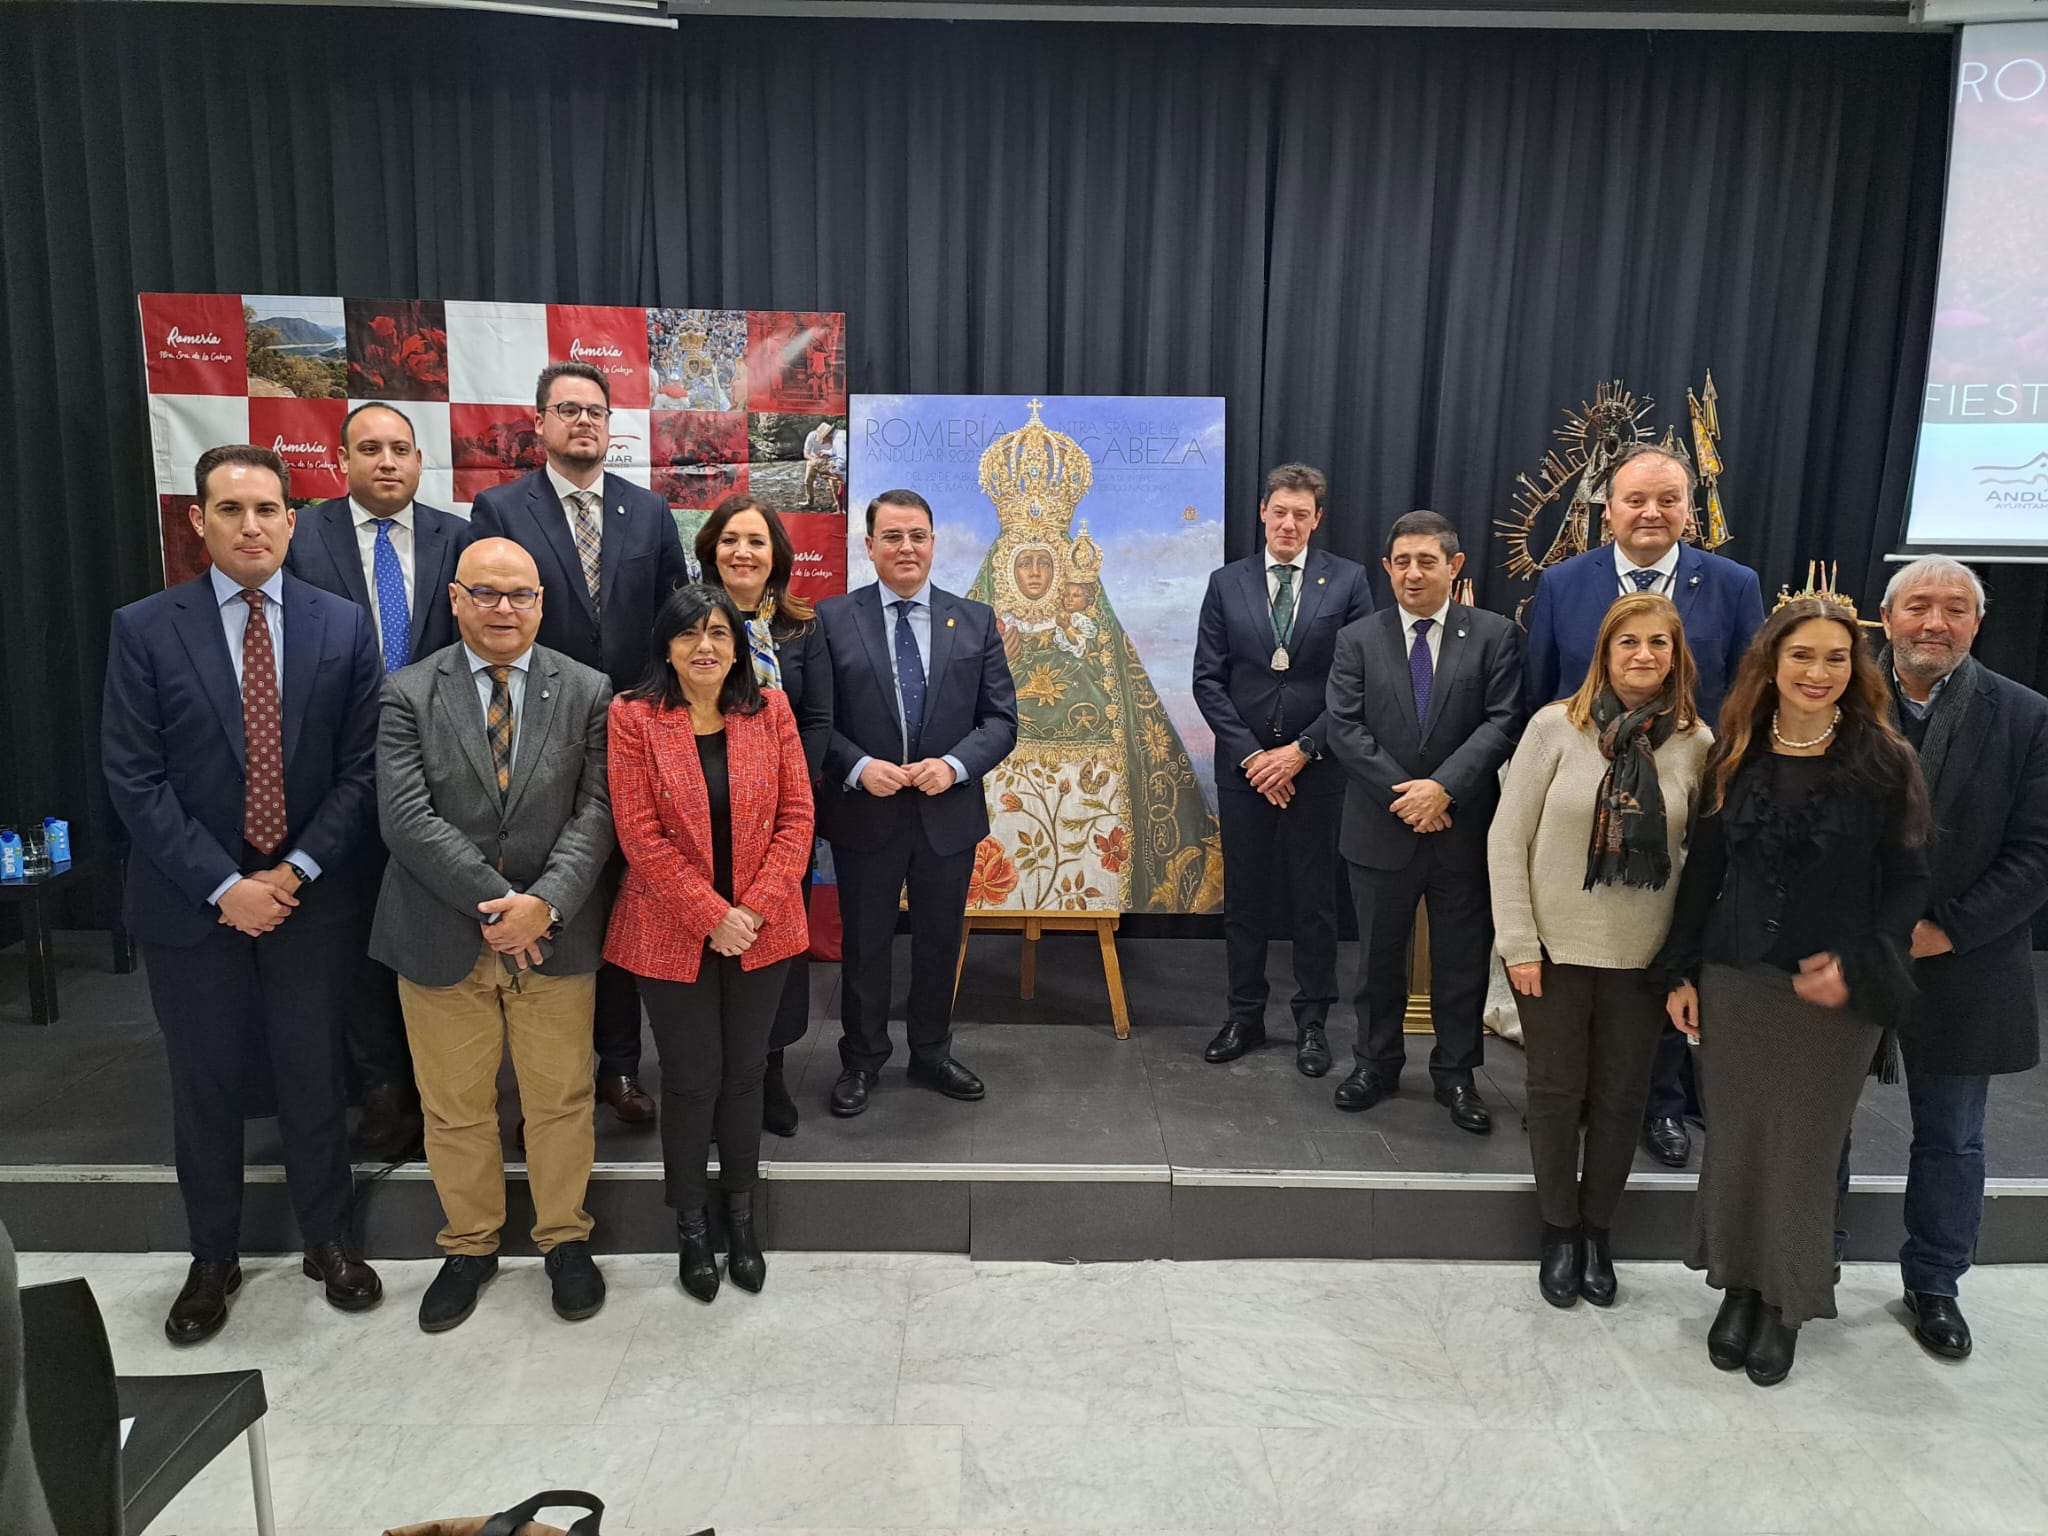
{"left": 1192, "top": 549, "right": 1374, "bottom": 798}
{"left": 815, "top": 583, "right": 1018, "bottom": 857}
{"left": 468, "top": 468, "right": 691, "bottom": 691}
{"left": 101, "top": 572, "right": 383, "bottom": 947}
{"left": 1521, "top": 543, "right": 1765, "bottom": 727}
{"left": 282, "top": 497, "right": 473, "bottom": 667}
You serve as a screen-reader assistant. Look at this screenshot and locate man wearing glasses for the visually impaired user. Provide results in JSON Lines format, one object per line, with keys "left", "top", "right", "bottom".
{"left": 371, "top": 537, "right": 616, "bottom": 1331}
{"left": 470, "top": 362, "right": 690, "bottom": 1125}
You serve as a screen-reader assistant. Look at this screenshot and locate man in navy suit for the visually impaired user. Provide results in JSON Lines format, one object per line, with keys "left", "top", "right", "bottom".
{"left": 284, "top": 402, "right": 471, "bottom": 1158}
{"left": 102, "top": 445, "right": 384, "bottom": 1345}
{"left": 1520, "top": 440, "right": 1765, "bottom": 1165}
{"left": 1193, "top": 464, "right": 1375, "bottom": 1074}
{"left": 816, "top": 490, "right": 1018, "bottom": 1117}
{"left": 470, "top": 362, "right": 691, "bottom": 1124}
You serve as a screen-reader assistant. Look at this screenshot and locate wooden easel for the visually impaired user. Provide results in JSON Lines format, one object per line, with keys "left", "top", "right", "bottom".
{"left": 952, "top": 909, "right": 1133, "bottom": 1040}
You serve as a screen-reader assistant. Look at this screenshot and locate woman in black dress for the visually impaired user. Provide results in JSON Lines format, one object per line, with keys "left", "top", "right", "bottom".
{"left": 696, "top": 494, "right": 834, "bottom": 1136}
{"left": 1653, "top": 597, "right": 1928, "bottom": 1385}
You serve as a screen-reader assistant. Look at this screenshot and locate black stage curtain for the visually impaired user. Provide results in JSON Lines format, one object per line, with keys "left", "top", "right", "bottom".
{"left": 0, "top": 4, "right": 1987, "bottom": 924}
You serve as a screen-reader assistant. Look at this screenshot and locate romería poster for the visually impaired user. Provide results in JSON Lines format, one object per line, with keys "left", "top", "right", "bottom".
{"left": 849, "top": 395, "right": 1226, "bottom": 916}
{"left": 138, "top": 294, "right": 848, "bottom": 595}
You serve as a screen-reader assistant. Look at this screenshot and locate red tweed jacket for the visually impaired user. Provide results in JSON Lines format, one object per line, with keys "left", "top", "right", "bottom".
{"left": 603, "top": 689, "right": 815, "bottom": 982}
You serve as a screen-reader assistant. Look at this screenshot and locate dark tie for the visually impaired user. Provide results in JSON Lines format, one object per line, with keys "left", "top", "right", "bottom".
{"left": 1269, "top": 564, "right": 1296, "bottom": 648}
{"left": 372, "top": 519, "right": 409, "bottom": 673}
{"left": 1628, "top": 567, "right": 1662, "bottom": 593}
{"left": 486, "top": 664, "right": 515, "bottom": 795}
{"left": 1410, "top": 616, "right": 1434, "bottom": 728}
{"left": 892, "top": 599, "right": 925, "bottom": 755}
{"left": 240, "top": 590, "right": 288, "bottom": 855}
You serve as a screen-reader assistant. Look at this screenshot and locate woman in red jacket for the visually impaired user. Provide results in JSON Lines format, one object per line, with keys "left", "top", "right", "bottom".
{"left": 606, "top": 583, "right": 814, "bottom": 1302}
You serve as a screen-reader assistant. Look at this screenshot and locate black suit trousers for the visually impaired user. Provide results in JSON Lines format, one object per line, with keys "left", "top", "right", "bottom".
{"left": 143, "top": 910, "right": 355, "bottom": 1260}
{"left": 835, "top": 818, "right": 971, "bottom": 1074}
{"left": 343, "top": 846, "right": 411, "bottom": 1091}
{"left": 1218, "top": 788, "right": 1341, "bottom": 1030}
{"left": 1347, "top": 843, "right": 1490, "bottom": 1088}
{"left": 591, "top": 852, "right": 644, "bottom": 1078}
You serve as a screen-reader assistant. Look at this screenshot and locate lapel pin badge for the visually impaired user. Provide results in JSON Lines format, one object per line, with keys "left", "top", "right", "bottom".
{"left": 541, "top": 690, "right": 551, "bottom": 700}
{"left": 946, "top": 617, "right": 956, "bottom": 627}
{"left": 1318, "top": 576, "right": 1327, "bottom": 585}
{"left": 1457, "top": 629, "right": 1467, "bottom": 638}
{"left": 1689, "top": 576, "right": 1701, "bottom": 588}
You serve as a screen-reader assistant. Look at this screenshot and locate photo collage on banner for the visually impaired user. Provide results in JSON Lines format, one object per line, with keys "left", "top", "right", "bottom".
{"left": 138, "top": 294, "right": 849, "bottom": 596}
{"left": 850, "top": 395, "right": 1227, "bottom": 916}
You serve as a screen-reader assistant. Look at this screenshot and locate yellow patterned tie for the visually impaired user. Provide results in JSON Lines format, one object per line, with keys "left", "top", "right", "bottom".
{"left": 486, "top": 664, "right": 515, "bottom": 795}
{"left": 570, "top": 489, "right": 602, "bottom": 605}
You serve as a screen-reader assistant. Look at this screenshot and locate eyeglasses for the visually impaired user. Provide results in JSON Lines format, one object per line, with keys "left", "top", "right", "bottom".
{"left": 545, "top": 402, "right": 612, "bottom": 423}
{"left": 874, "top": 529, "right": 932, "bottom": 548}
{"left": 460, "top": 585, "right": 541, "bottom": 610}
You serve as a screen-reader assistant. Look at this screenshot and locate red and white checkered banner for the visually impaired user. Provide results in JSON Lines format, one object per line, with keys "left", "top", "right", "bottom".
{"left": 138, "top": 293, "right": 850, "bottom": 599}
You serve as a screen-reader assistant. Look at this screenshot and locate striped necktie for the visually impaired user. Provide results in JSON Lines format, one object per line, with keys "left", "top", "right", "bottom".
{"left": 569, "top": 489, "right": 602, "bottom": 604}
{"left": 486, "top": 664, "right": 515, "bottom": 796}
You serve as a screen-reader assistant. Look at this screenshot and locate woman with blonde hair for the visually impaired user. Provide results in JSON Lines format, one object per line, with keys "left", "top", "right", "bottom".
{"left": 1490, "top": 592, "right": 1712, "bottom": 1308}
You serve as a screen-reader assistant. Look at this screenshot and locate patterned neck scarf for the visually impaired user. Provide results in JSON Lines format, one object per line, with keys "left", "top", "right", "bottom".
{"left": 1584, "top": 686, "right": 1677, "bottom": 890}
{"left": 744, "top": 592, "right": 783, "bottom": 691}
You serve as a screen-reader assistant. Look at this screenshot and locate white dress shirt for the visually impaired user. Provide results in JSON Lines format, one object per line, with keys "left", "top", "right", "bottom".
{"left": 1613, "top": 541, "right": 1682, "bottom": 597}
{"left": 546, "top": 462, "right": 605, "bottom": 557}
{"left": 466, "top": 643, "right": 533, "bottom": 776}
{"left": 351, "top": 499, "right": 415, "bottom": 648}
{"left": 206, "top": 565, "right": 317, "bottom": 903}
{"left": 1263, "top": 546, "right": 1308, "bottom": 609}
{"left": 1397, "top": 595, "right": 1453, "bottom": 670}
{"left": 847, "top": 580, "right": 969, "bottom": 791}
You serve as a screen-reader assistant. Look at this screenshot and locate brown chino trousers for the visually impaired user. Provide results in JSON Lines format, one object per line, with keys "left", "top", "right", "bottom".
{"left": 398, "top": 942, "right": 597, "bottom": 1255}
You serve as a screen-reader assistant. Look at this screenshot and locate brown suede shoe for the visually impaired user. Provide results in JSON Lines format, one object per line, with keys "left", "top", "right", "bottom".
{"left": 596, "top": 1074, "right": 655, "bottom": 1124}
{"left": 302, "top": 1238, "right": 384, "bottom": 1312}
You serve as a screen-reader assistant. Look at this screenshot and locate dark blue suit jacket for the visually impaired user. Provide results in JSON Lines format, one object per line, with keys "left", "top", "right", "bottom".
{"left": 468, "top": 468, "right": 691, "bottom": 691}
{"left": 1521, "top": 543, "right": 1765, "bottom": 726}
{"left": 1192, "top": 549, "right": 1374, "bottom": 798}
{"left": 101, "top": 572, "right": 383, "bottom": 947}
{"left": 816, "top": 583, "right": 1019, "bottom": 858}
{"left": 282, "top": 497, "right": 473, "bottom": 667}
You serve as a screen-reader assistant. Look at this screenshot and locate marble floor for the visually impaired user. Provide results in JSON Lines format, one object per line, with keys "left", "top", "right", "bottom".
{"left": 15, "top": 1250, "right": 2048, "bottom": 1536}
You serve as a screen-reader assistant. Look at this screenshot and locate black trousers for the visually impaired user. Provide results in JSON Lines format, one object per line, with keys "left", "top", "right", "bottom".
{"left": 143, "top": 915, "right": 355, "bottom": 1261}
{"left": 1347, "top": 843, "right": 1489, "bottom": 1089}
{"left": 1217, "top": 788, "right": 1341, "bottom": 1032}
{"left": 767, "top": 864, "right": 814, "bottom": 1053}
{"left": 1513, "top": 961, "right": 1666, "bottom": 1230}
{"left": 591, "top": 852, "right": 643, "bottom": 1079}
{"left": 640, "top": 958, "right": 790, "bottom": 1212}
{"left": 1644, "top": 1020, "right": 1701, "bottom": 1121}
{"left": 835, "top": 820, "right": 972, "bottom": 1074}
{"left": 342, "top": 846, "right": 412, "bottom": 1093}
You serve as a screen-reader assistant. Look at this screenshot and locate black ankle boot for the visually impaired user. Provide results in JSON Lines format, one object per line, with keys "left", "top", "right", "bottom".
{"left": 725, "top": 1190, "right": 766, "bottom": 1293}
{"left": 676, "top": 1208, "right": 718, "bottom": 1303}
{"left": 1746, "top": 1304, "right": 1799, "bottom": 1386}
{"left": 762, "top": 1050, "right": 799, "bottom": 1139}
{"left": 1708, "top": 1287, "right": 1762, "bottom": 1370}
{"left": 1539, "top": 1223, "right": 1584, "bottom": 1309}
{"left": 1580, "top": 1225, "right": 1617, "bottom": 1307}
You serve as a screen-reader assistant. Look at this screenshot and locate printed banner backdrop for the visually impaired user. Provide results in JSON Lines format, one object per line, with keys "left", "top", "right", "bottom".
{"left": 140, "top": 294, "right": 848, "bottom": 591}
{"left": 850, "top": 395, "right": 1226, "bottom": 915}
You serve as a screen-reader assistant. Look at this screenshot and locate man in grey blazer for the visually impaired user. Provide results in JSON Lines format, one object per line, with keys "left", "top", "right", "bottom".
{"left": 372, "top": 537, "right": 616, "bottom": 1333}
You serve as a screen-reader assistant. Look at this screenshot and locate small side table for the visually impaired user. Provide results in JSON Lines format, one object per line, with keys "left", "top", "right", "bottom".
{"left": 0, "top": 858, "right": 134, "bottom": 1026}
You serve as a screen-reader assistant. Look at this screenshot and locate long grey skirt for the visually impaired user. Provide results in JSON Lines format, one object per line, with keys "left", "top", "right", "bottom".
{"left": 1687, "top": 962, "right": 1880, "bottom": 1326}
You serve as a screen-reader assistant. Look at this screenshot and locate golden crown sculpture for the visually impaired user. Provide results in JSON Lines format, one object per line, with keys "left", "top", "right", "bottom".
{"left": 979, "top": 398, "right": 1095, "bottom": 537}
{"left": 1068, "top": 520, "right": 1104, "bottom": 589}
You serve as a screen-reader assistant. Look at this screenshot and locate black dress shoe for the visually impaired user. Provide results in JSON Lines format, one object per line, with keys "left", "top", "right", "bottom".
{"left": 1435, "top": 1083, "right": 1493, "bottom": 1135}
{"left": 1203, "top": 1021, "right": 1266, "bottom": 1063}
{"left": 907, "top": 1056, "right": 985, "bottom": 1101}
{"left": 1905, "top": 1290, "right": 1973, "bottom": 1360}
{"left": 597, "top": 1074, "right": 656, "bottom": 1124}
{"left": 1708, "top": 1287, "right": 1762, "bottom": 1370}
{"left": 354, "top": 1080, "right": 424, "bottom": 1161}
{"left": 1746, "top": 1304, "right": 1799, "bottom": 1385}
{"left": 725, "top": 1191, "right": 766, "bottom": 1293}
{"left": 165, "top": 1260, "right": 241, "bottom": 1345}
{"left": 1580, "top": 1225, "right": 1617, "bottom": 1307}
{"left": 418, "top": 1254, "right": 497, "bottom": 1333}
{"left": 1296, "top": 1028, "right": 1332, "bottom": 1078}
{"left": 1539, "top": 1224, "right": 1583, "bottom": 1309}
{"left": 1334, "top": 1068, "right": 1397, "bottom": 1113}
{"left": 677, "top": 1208, "right": 719, "bottom": 1303}
{"left": 1643, "top": 1116, "right": 1692, "bottom": 1167}
{"left": 830, "top": 1068, "right": 876, "bottom": 1117}
{"left": 762, "top": 1049, "right": 799, "bottom": 1138}
{"left": 302, "top": 1238, "right": 383, "bottom": 1312}
{"left": 544, "top": 1240, "right": 606, "bottom": 1320}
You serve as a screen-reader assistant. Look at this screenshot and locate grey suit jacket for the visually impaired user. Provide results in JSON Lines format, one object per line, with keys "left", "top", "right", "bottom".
{"left": 371, "top": 641, "right": 616, "bottom": 987}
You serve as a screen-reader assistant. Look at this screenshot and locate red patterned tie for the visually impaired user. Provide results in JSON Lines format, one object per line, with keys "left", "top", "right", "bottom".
{"left": 241, "top": 590, "right": 288, "bottom": 856}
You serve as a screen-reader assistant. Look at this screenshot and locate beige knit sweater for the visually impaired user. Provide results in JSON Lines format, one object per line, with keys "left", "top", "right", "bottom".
{"left": 1487, "top": 702, "right": 1714, "bottom": 970}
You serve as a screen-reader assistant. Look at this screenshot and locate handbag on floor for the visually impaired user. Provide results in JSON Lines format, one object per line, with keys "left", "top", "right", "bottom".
{"left": 383, "top": 1487, "right": 695, "bottom": 1536}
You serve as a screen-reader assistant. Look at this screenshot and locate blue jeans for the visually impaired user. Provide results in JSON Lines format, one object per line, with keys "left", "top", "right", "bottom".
{"left": 1833, "top": 1071, "right": 1991, "bottom": 1295}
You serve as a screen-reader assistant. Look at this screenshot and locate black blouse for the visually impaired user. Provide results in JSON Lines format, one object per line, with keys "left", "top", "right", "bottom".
{"left": 742, "top": 607, "right": 834, "bottom": 786}
{"left": 1652, "top": 748, "right": 1929, "bottom": 1030}
{"left": 695, "top": 728, "right": 733, "bottom": 903}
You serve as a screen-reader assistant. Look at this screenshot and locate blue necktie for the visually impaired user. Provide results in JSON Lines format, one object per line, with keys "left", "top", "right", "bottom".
{"left": 1410, "top": 617, "right": 1434, "bottom": 727}
{"left": 1628, "top": 567, "right": 1662, "bottom": 593}
{"left": 372, "top": 519, "right": 410, "bottom": 674}
{"left": 892, "top": 598, "right": 925, "bottom": 755}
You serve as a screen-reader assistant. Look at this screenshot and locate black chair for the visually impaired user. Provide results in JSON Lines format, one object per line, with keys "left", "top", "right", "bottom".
{"left": 18, "top": 1278, "right": 275, "bottom": 1536}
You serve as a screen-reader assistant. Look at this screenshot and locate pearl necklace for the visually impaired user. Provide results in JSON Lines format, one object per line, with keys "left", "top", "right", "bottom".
{"left": 1771, "top": 705, "right": 1841, "bottom": 750}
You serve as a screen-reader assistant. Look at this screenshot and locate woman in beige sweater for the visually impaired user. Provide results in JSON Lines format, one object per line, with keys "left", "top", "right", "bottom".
{"left": 1488, "top": 592, "right": 1713, "bottom": 1309}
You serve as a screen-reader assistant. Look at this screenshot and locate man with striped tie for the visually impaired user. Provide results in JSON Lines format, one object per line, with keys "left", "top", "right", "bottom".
{"left": 286, "top": 403, "right": 472, "bottom": 1159}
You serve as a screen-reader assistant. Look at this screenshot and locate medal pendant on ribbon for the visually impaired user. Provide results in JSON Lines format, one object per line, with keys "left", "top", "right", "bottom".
{"left": 1272, "top": 645, "right": 1290, "bottom": 672}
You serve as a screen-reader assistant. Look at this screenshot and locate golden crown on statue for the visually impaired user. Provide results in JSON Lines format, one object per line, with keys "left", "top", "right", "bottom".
{"left": 1068, "top": 520, "right": 1105, "bottom": 588}
{"left": 979, "top": 399, "right": 1095, "bottom": 537}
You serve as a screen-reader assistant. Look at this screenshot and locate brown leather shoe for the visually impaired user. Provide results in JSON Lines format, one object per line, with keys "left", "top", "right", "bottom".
{"left": 302, "top": 1238, "right": 384, "bottom": 1312}
{"left": 354, "top": 1080, "right": 424, "bottom": 1162}
{"left": 596, "top": 1074, "right": 655, "bottom": 1124}
{"left": 165, "top": 1260, "right": 241, "bottom": 1345}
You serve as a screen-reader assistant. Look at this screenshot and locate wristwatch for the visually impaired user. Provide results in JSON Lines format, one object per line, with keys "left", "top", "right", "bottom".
{"left": 284, "top": 861, "right": 315, "bottom": 887}
{"left": 544, "top": 900, "right": 563, "bottom": 931}
{"left": 1295, "top": 734, "right": 1319, "bottom": 761}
